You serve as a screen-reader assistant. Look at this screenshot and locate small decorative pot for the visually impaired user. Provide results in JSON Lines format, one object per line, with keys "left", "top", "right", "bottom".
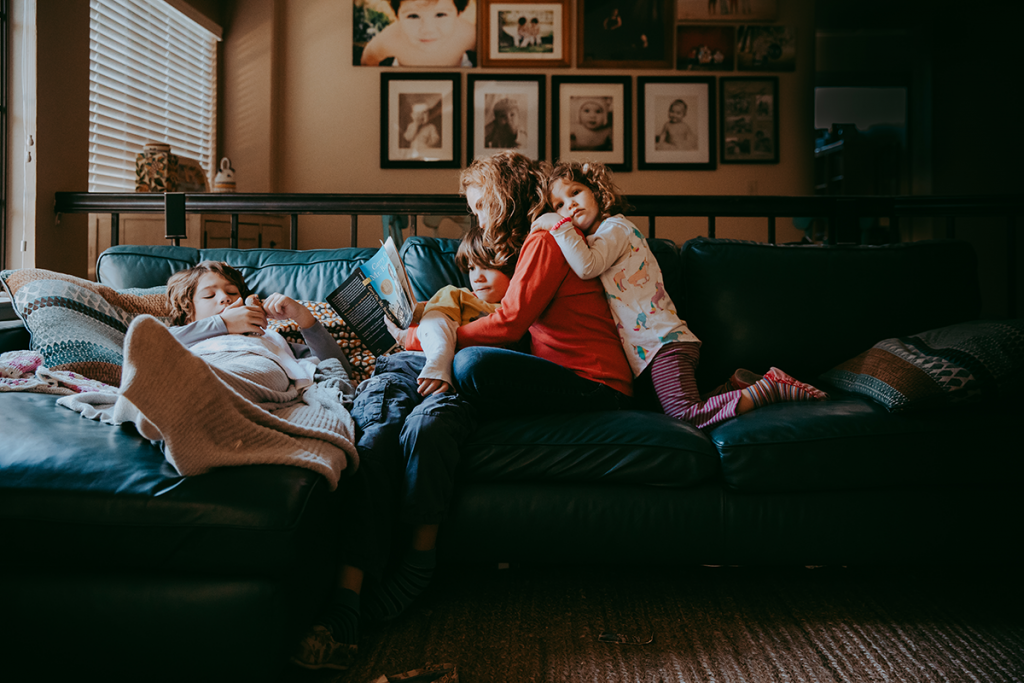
{"left": 213, "top": 157, "right": 236, "bottom": 193}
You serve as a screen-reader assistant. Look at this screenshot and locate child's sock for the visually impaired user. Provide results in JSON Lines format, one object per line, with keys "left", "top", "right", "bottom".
{"left": 744, "top": 367, "right": 828, "bottom": 407}
{"left": 361, "top": 547, "right": 436, "bottom": 623}
{"left": 320, "top": 588, "right": 361, "bottom": 645}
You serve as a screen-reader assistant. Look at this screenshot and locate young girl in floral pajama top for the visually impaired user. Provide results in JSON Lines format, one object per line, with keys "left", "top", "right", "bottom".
{"left": 531, "top": 160, "right": 828, "bottom": 429}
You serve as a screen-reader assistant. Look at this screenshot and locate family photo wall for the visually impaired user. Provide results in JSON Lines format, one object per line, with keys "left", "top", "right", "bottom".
{"left": 353, "top": 0, "right": 789, "bottom": 171}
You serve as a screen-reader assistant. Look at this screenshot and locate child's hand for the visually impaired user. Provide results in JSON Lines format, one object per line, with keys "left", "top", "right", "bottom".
{"left": 417, "top": 377, "right": 452, "bottom": 396}
{"left": 530, "top": 212, "right": 566, "bottom": 233}
{"left": 262, "top": 293, "right": 316, "bottom": 329}
{"left": 384, "top": 316, "right": 406, "bottom": 348}
{"left": 220, "top": 297, "right": 268, "bottom": 335}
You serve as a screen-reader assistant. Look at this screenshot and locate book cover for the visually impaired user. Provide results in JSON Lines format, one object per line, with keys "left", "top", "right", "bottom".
{"left": 325, "top": 237, "right": 416, "bottom": 357}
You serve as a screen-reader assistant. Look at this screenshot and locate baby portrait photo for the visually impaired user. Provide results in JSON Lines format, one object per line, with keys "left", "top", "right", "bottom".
{"left": 381, "top": 73, "right": 460, "bottom": 168}
{"left": 467, "top": 74, "right": 544, "bottom": 160}
{"left": 570, "top": 96, "right": 614, "bottom": 152}
{"left": 553, "top": 76, "right": 631, "bottom": 171}
{"left": 638, "top": 76, "right": 716, "bottom": 170}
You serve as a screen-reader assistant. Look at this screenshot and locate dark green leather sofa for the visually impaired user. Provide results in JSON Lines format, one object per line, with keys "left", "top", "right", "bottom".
{"left": 2, "top": 236, "right": 1019, "bottom": 680}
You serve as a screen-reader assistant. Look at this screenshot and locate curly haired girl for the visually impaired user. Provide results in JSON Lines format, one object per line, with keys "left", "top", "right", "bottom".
{"left": 532, "top": 160, "right": 827, "bottom": 429}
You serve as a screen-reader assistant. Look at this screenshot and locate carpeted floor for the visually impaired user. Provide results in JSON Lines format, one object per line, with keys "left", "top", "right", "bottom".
{"left": 283, "top": 564, "right": 1024, "bottom": 682}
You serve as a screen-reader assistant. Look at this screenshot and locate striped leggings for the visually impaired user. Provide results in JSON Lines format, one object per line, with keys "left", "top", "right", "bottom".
{"left": 648, "top": 341, "right": 741, "bottom": 430}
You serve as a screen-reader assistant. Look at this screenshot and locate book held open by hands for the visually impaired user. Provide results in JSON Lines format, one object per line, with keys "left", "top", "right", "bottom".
{"left": 326, "top": 237, "right": 417, "bottom": 356}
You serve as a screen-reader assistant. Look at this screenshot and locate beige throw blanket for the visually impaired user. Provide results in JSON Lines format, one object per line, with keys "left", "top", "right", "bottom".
{"left": 59, "top": 315, "right": 358, "bottom": 489}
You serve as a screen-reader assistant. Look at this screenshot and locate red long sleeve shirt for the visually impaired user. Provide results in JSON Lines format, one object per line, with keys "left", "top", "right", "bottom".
{"left": 418, "top": 230, "right": 633, "bottom": 397}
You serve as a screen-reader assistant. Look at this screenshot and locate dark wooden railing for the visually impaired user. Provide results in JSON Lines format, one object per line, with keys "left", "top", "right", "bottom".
{"left": 53, "top": 192, "right": 1021, "bottom": 315}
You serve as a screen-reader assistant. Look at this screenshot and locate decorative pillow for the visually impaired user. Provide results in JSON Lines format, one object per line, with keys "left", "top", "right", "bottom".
{"left": 0, "top": 269, "right": 171, "bottom": 386}
{"left": 265, "top": 301, "right": 377, "bottom": 384}
{"left": 820, "top": 318, "right": 1024, "bottom": 412}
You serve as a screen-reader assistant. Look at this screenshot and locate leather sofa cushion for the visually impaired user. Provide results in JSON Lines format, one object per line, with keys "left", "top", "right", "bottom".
{"left": 1, "top": 393, "right": 341, "bottom": 574}
{"left": 709, "top": 390, "right": 1020, "bottom": 493}
{"left": 96, "top": 245, "right": 378, "bottom": 302}
{"left": 679, "top": 238, "right": 982, "bottom": 391}
{"left": 462, "top": 410, "right": 719, "bottom": 488}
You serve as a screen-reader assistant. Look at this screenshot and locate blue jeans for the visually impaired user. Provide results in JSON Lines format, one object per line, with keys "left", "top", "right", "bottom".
{"left": 341, "top": 352, "right": 477, "bottom": 574}
{"left": 452, "top": 346, "right": 631, "bottom": 416}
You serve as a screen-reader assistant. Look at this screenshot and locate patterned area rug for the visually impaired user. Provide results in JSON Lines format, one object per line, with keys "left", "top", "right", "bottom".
{"left": 284, "top": 564, "right": 1024, "bottom": 682}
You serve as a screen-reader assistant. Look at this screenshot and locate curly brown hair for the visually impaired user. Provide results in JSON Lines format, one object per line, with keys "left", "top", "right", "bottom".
{"left": 166, "top": 261, "right": 250, "bottom": 326}
{"left": 459, "top": 151, "right": 545, "bottom": 268}
{"left": 542, "top": 160, "right": 631, "bottom": 219}
{"left": 455, "top": 228, "right": 517, "bottom": 278}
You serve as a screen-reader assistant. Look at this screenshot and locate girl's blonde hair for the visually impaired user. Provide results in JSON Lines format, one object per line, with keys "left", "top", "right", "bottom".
{"left": 459, "top": 150, "right": 545, "bottom": 268}
{"left": 166, "top": 261, "right": 250, "bottom": 326}
{"left": 542, "top": 160, "right": 631, "bottom": 219}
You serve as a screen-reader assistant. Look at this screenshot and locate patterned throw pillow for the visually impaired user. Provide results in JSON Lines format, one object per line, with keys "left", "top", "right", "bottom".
{"left": 0, "top": 269, "right": 171, "bottom": 386}
{"left": 265, "top": 301, "right": 377, "bottom": 384}
{"left": 820, "top": 319, "right": 1024, "bottom": 412}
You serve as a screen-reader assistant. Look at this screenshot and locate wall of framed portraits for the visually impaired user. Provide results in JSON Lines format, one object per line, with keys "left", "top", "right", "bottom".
{"left": 218, "top": 0, "right": 818, "bottom": 249}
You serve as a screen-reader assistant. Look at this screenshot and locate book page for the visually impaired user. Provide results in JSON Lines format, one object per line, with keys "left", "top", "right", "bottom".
{"left": 359, "top": 237, "right": 415, "bottom": 328}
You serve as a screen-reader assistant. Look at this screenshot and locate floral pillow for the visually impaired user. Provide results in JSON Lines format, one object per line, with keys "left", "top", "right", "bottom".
{"left": 265, "top": 301, "right": 377, "bottom": 384}
{"left": 0, "top": 268, "right": 171, "bottom": 386}
{"left": 820, "top": 318, "right": 1024, "bottom": 412}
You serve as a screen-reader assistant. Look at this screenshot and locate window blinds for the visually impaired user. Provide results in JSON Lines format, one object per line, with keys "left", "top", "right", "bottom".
{"left": 88, "top": 0, "right": 218, "bottom": 192}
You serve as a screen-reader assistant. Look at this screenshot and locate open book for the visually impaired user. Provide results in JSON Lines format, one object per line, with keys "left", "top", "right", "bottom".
{"left": 326, "top": 237, "right": 417, "bottom": 356}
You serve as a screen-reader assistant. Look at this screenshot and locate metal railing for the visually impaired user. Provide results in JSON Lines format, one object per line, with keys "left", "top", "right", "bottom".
{"left": 53, "top": 192, "right": 1021, "bottom": 315}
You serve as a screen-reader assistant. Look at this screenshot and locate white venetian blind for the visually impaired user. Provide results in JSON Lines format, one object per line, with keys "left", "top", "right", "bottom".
{"left": 88, "top": 0, "right": 219, "bottom": 192}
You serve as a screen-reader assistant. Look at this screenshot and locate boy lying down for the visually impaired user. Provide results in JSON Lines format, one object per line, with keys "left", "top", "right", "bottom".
{"left": 60, "top": 261, "right": 359, "bottom": 488}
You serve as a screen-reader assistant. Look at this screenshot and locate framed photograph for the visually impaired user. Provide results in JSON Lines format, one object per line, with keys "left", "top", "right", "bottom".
{"left": 720, "top": 76, "right": 778, "bottom": 164}
{"left": 479, "top": 1, "right": 570, "bottom": 68}
{"left": 676, "top": 0, "right": 777, "bottom": 22}
{"left": 577, "top": 0, "right": 674, "bottom": 69}
{"left": 467, "top": 74, "right": 545, "bottom": 161}
{"left": 380, "top": 73, "right": 461, "bottom": 169}
{"left": 638, "top": 76, "right": 715, "bottom": 170}
{"left": 552, "top": 76, "right": 631, "bottom": 171}
{"left": 353, "top": 0, "right": 478, "bottom": 67}
{"left": 736, "top": 25, "right": 796, "bottom": 71}
{"left": 677, "top": 25, "right": 736, "bottom": 71}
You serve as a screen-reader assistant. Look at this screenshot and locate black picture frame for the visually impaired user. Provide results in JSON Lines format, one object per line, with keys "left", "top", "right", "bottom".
{"left": 638, "top": 76, "right": 716, "bottom": 171}
{"left": 467, "top": 74, "right": 546, "bottom": 162}
{"left": 577, "top": 0, "right": 674, "bottom": 69}
{"left": 551, "top": 75, "right": 632, "bottom": 171}
{"left": 380, "top": 73, "right": 461, "bottom": 169}
{"left": 720, "top": 76, "right": 779, "bottom": 164}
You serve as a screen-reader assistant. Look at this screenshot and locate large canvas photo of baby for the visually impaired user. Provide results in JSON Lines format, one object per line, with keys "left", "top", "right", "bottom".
{"left": 354, "top": 0, "right": 478, "bottom": 67}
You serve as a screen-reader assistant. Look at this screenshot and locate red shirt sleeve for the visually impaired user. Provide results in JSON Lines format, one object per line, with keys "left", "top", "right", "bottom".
{"left": 456, "top": 232, "right": 569, "bottom": 349}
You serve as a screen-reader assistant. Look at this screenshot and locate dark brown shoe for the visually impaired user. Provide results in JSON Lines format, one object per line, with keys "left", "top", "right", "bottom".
{"left": 290, "top": 625, "right": 358, "bottom": 671}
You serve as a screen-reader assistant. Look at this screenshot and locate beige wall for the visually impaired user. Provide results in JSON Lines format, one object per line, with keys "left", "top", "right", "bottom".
{"left": 7, "top": 0, "right": 817, "bottom": 274}
{"left": 222, "top": 0, "right": 817, "bottom": 249}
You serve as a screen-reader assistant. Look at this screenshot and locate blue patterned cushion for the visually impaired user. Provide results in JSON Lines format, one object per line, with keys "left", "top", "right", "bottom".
{"left": 820, "top": 319, "right": 1024, "bottom": 412}
{"left": 0, "top": 269, "right": 170, "bottom": 386}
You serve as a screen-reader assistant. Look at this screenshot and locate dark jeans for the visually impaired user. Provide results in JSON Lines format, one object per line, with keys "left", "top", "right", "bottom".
{"left": 452, "top": 346, "right": 631, "bottom": 416}
{"left": 340, "top": 352, "right": 477, "bottom": 575}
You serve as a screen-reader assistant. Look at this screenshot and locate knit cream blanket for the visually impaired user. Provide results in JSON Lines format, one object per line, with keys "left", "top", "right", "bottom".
{"left": 59, "top": 315, "right": 358, "bottom": 489}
